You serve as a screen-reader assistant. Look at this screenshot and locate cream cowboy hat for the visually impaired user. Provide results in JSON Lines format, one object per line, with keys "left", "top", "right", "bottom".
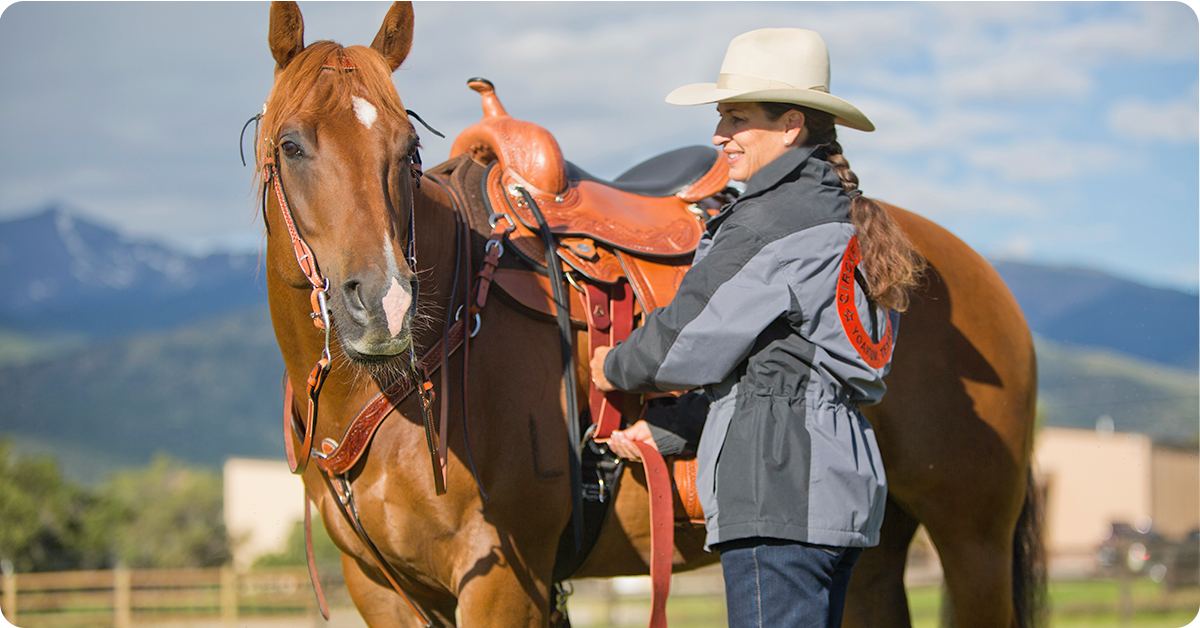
{"left": 666, "top": 28, "right": 874, "bottom": 132}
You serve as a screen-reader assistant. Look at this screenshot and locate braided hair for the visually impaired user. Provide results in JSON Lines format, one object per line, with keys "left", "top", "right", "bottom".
{"left": 762, "top": 102, "right": 924, "bottom": 312}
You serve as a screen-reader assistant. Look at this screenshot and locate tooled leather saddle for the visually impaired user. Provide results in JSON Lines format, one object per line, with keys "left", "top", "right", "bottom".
{"left": 450, "top": 79, "right": 726, "bottom": 627}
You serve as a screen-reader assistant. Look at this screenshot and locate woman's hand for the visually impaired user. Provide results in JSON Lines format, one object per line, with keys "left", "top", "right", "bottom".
{"left": 590, "top": 346, "right": 616, "bottom": 392}
{"left": 605, "top": 420, "right": 658, "bottom": 460}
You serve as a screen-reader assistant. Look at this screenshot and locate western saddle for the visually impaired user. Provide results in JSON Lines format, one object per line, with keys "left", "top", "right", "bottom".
{"left": 450, "top": 79, "right": 729, "bottom": 627}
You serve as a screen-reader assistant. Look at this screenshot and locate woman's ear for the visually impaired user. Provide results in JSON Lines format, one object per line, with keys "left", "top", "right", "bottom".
{"left": 784, "top": 109, "right": 806, "bottom": 146}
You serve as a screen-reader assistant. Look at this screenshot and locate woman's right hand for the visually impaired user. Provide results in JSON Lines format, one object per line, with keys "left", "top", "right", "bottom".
{"left": 605, "top": 420, "right": 658, "bottom": 460}
{"left": 590, "top": 346, "right": 616, "bottom": 392}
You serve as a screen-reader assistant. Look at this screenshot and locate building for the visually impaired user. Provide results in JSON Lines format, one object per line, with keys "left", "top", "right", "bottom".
{"left": 223, "top": 458, "right": 306, "bottom": 571}
{"left": 1035, "top": 427, "right": 1199, "bottom": 567}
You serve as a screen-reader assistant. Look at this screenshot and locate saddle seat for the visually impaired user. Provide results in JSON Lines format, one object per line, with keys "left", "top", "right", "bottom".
{"left": 450, "top": 78, "right": 728, "bottom": 260}
{"left": 567, "top": 145, "right": 729, "bottom": 199}
{"left": 450, "top": 79, "right": 731, "bottom": 317}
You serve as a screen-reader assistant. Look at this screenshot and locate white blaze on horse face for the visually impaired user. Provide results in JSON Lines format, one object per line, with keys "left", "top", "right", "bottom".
{"left": 382, "top": 277, "right": 411, "bottom": 337}
{"left": 352, "top": 96, "right": 377, "bottom": 130}
{"left": 381, "top": 237, "right": 410, "bottom": 336}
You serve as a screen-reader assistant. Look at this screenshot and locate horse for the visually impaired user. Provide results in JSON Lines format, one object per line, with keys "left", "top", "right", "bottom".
{"left": 255, "top": 3, "right": 1042, "bottom": 627}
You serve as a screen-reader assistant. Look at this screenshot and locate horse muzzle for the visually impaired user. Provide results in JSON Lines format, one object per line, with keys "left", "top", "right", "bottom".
{"left": 335, "top": 273, "right": 415, "bottom": 361}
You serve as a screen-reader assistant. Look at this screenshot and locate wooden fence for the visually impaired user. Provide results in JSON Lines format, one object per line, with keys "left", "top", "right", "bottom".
{"left": 0, "top": 566, "right": 314, "bottom": 628}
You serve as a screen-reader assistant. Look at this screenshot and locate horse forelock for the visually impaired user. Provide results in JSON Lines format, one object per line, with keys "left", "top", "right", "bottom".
{"left": 256, "top": 41, "right": 412, "bottom": 180}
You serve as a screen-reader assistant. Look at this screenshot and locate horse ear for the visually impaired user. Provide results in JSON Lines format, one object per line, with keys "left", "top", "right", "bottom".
{"left": 269, "top": 1, "right": 306, "bottom": 73}
{"left": 371, "top": 2, "right": 414, "bottom": 72}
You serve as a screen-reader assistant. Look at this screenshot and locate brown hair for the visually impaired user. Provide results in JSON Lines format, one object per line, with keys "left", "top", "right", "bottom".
{"left": 762, "top": 102, "right": 924, "bottom": 311}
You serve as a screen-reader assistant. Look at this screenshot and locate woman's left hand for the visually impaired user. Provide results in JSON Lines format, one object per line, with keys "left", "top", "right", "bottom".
{"left": 590, "top": 346, "right": 616, "bottom": 392}
{"left": 606, "top": 420, "right": 658, "bottom": 460}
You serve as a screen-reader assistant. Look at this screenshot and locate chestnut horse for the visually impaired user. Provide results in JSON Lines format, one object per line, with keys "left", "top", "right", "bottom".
{"left": 256, "top": 3, "right": 1041, "bottom": 627}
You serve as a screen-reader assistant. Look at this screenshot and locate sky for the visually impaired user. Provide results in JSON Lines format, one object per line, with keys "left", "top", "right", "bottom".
{"left": 0, "top": 1, "right": 1196, "bottom": 294}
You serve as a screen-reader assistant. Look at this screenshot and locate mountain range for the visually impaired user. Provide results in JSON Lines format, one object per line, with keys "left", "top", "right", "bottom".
{"left": 0, "top": 207, "right": 265, "bottom": 336}
{"left": 0, "top": 206, "right": 1195, "bottom": 479}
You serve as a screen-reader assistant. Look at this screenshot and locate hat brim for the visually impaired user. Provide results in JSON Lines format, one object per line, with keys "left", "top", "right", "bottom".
{"left": 666, "top": 82, "right": 875, "bottom": 132}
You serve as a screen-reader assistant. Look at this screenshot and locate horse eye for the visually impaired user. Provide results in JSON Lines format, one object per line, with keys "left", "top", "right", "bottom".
{"left": 281, "top": 141, "right": 301, "bottom": 158}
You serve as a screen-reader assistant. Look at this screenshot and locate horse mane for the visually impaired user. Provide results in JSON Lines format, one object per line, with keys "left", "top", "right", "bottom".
{"left": 256, "top": 40, "right": 411, "bottom": 181}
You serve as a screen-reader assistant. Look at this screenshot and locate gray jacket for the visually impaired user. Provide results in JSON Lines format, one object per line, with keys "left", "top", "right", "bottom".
{"left": 603, "top": 145, "right": 894, "bottom": 549}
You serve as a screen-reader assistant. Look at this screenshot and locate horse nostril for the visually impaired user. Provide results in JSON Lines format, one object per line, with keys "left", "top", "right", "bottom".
{"left": 343, "top": 280, "right": 368, "bottom": 315}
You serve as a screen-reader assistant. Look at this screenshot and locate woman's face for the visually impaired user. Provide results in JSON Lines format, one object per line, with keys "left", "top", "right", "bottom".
{"left": 713, "top": 102, "right": 805, "bottom": 182}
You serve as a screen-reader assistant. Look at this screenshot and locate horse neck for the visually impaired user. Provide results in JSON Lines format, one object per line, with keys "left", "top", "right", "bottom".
{"left": 407, "top": 180, "right": 466, "bottom": 354}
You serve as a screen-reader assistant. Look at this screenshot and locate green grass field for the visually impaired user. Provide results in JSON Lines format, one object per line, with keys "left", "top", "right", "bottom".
{"left": 566, "top": 577, "right": 1200, "bottom": 628}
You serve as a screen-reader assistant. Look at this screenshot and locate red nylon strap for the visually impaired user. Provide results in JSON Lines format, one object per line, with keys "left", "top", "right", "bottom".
{"left": 634, "top": 441, "right": 674, "bottom": 628}
{"left": 585, "top": 281, "right": 635, "bottom": 439}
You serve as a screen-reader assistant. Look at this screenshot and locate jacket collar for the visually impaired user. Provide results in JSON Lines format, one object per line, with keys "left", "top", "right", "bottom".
{"left": 705, "top": 144, "right": 822, "bottom": 234}
{"left": 742, "top": 144, "right": 822, "bottom": 198}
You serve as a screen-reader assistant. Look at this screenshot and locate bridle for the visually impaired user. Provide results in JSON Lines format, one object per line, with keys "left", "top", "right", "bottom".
{"left": 252, "top": 57, "right": 478, "bottom": 627}
{"left": 256, "top": 57, "right": 447, "bottom": 478}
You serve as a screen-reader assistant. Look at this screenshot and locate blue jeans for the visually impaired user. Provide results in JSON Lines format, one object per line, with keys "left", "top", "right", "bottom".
{"left": 716, "top": 537, "right": 862, "bottom": 628}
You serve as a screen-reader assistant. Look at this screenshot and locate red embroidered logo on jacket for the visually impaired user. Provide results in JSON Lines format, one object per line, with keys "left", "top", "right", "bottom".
{"left": 836, "top": 236, "right": 894, "bottom": 369}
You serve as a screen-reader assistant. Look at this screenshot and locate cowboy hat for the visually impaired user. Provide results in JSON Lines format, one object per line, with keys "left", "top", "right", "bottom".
{"left": 666, "top": 28, "right": 874, "bottom": 132}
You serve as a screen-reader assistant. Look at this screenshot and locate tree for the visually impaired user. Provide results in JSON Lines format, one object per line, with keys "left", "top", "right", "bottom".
{"left": 82, "top": 453, "right": 230, "bottom": 568}
{"left": 0, "top": 439, "right": 94, "bottom": 572}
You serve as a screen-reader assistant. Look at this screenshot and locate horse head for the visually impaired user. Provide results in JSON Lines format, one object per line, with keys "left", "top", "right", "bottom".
{"left": 258, "top": 1, "right": 423, "bottom": 368}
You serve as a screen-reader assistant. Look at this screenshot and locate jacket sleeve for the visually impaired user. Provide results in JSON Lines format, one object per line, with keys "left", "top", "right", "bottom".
{"left": 603, "top": 220, "right": 792, "bottom": 393}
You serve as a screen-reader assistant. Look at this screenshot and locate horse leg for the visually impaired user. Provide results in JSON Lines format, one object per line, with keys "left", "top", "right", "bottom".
{"left": 455, "top": 565, "right": 555, "bottom": 628}
{"left": 843, "top": 496, "right": 921, "bottom": 628}
{"left": 341, "top": 553, "right": 458, "bottom": 628}
{"left": 920, "top": 483, "right": 1025, "bottom": 628}
{"left": 930, "top": 529, "right": 1015, "bottom": 628}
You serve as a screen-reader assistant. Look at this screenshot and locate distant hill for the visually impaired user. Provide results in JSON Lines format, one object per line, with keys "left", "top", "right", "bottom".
{"left": 0, "top": 305, "right": 285, "bottom": 476}
{"left": 1035, "top": 338, "right": 1198, "bottom": 446}
{"left": 993, "top": 261, "right": 1199, "bottom": 370}
{"left": 0, "top": 208, "right": 1196, "bottom": 480}
{"left": 0, "top": 207, "right": 266, "bottom": 336}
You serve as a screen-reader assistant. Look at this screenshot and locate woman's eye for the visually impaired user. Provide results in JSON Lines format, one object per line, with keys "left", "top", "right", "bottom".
{"left": 281, "top": 141, "right": 301, "bottom": 157}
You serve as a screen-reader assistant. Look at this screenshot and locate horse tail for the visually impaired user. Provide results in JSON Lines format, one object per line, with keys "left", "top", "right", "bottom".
{"left": 1012, "top": 467, "right": 1048, "bottom": 628}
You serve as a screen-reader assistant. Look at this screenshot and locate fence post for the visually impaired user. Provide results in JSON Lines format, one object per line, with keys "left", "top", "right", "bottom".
{"left": 114, "top": 565, "right": 132, "bottom": 628}
{"left": 2, "top": 560, "right": 16, "bottom": 626}
{"left": 220, "top": 565, "right": 237, "bottom": 628}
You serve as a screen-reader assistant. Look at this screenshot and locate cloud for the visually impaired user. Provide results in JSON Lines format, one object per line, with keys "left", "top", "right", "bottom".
{"left": 1046, "top": 2, "right": 1199, "bottom": 63}
{"left": 992, "top": 234, "right": 1036, "bottom": 261}
{"left": 852, "top": 154, "right": 1042, "bottom": 221}
{"left": 1107, "top": 86, "right": 1200, "bottom": 144}
{"left": 966, "top": 139, "right": 1123, "bottom": 183}
{"left": 1163, "top": 261, "right": 1200, "bottom": 292}
{"left": 941, "top": 56, "right": 1093, "bottom": 102}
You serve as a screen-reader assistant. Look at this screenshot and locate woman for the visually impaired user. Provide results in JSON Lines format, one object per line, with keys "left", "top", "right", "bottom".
{"left": 589, "top": 28, "right": 922, "bottom": 627}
